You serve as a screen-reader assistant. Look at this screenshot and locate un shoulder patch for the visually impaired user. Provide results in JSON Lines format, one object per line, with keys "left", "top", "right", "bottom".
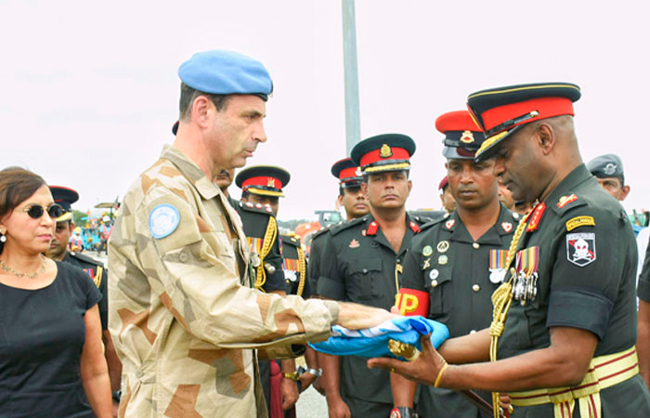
{"left": 566, "top": 232, "right": 596, "bottom": 267}
{"left": 149, "top": 204, "right": 180, "bottom": 239}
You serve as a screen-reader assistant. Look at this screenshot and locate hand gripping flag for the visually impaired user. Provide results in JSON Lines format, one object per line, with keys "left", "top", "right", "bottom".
{"left": 309, "top": 316, "right": 449, "bottom": 361}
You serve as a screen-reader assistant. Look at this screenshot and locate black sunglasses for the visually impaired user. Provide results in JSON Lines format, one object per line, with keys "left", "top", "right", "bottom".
{"left": 23, "top": 203, "right": 64, "bottom": 220}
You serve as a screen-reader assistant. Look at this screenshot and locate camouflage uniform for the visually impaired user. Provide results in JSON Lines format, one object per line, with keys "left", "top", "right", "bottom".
{"left": 108, "top": 145, "right": 339, "bottom": 418}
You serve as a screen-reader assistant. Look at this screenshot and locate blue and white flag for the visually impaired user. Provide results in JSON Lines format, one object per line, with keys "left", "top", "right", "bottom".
{"left": 309, "top": 316, "right": 449, "bottom": 359}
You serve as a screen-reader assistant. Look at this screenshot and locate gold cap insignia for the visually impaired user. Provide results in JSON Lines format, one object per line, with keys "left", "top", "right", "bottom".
{"left": 380, "top": 144, "right": 393, "bottom": 158}
{"left": 460, "top": 130, "right": 475, "bottom": 144}
{"left": 267, "top": 177, "right": 276, "bottom": 188}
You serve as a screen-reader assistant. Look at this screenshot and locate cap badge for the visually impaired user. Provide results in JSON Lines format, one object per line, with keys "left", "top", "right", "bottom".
{"left": 460, "top": 130, "right": 475, "bottom": 144}
{"left": 267, "top": 177, "right": 276, "bottom": 188}
{"left": 349, "top": 239, "right": 360, "bottom": 249}
{"left": 422, "top": 245, "right": 433, "bottom": 256}
{"left": 355, "top": 168, "right": 362, "bottom": 176}
{"left": 437, "top": 241, "right": 449, "bottom": 253}
{"left": 380, "top": 144, "right": 393, "bottom": 158}
{"left": 604, "top": 163, "right": 617, "bottom": 176}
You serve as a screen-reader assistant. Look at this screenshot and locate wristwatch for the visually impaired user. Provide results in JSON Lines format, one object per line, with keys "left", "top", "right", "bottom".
{"left": 283, "top": 371, "right": 300, "bottom": 381}
{"left": 389, "top": 407, "right": 418, "bottom": 418}
{"left": 304, "top": 367, "right": 322, "bottom": 377}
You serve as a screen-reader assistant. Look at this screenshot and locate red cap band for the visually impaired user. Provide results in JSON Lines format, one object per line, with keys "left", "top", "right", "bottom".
{"left": 241, "top": 176, "right": 283, "bottom": 190}
{"left": 360, "top": 147, "right": 410, "bottom": 168}
{"left": 339, "top": 166, "right": 361, "bottom": 181}
{"left": 481, "top": 97, "right": 574, "bottom": 134}
{"left": 395, "top": 288, "right": 430, "bottom": 317}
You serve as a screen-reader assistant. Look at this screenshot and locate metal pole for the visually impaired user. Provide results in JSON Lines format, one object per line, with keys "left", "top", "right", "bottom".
{"left": 342, "top": 0, "right": 361, "bottom": 154}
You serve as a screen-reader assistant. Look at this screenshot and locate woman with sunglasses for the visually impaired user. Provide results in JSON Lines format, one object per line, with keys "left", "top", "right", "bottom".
{"left": 0, "top": 167, "right": 111, "bottom": 417}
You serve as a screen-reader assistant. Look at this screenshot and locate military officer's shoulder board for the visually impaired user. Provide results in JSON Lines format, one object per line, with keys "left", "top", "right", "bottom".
{"left": 310, "top": 226, "right": 331, "bottom": 241}
{"left": 417, "top": 215, "right": 447, "bottom": 233}
{"left": 281, "top": 234, "right": 301, "bottom": 248}
{"left": 329, "top": 216, "right": 366, "bottom": 237}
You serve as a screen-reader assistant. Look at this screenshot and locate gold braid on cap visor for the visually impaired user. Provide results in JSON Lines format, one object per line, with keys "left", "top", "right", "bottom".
{"left": 245, "top": 187, "right": 284, "bottom": 197}
{"left": 475, "top": 110, "right": 540, "bottom": 158}
{"left": 362, "top": 162, "right": 411, "bottom": 174}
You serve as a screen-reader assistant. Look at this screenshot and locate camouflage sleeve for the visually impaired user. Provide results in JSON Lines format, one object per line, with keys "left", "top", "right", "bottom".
{"left": 135, "top": 186, "right": 339, "bottom": 347}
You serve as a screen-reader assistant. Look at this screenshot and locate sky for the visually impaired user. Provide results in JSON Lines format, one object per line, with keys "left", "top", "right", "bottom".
{"left": 2, "top": 0, "right": 649, "bottom": 222}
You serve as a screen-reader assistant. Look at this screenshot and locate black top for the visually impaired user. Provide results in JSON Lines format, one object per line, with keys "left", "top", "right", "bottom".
{"left": 0, "top": 261, "right": 102, "bottom": 417}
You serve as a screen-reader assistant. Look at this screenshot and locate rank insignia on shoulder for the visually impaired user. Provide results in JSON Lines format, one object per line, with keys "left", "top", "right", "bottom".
{"left": 566, "top": 216, "right": 595, "bottom": 231}
{"left": 436, "top": 240, "right": 449, "bottom": 253}
{"left": 349, "top": 239, "right": 360, "bottom": 248}
{"left": 445, "top": 219, "right": 455, "bottom": 230}
{"left": 501, "top": 222, "right": 513, "bottom": 233}
{"left": 557, "top": 194, "right": 578, "bottom": 208}
{"left": 149, "top": 204, "right": 180, "bottom": 239}
{"left": 566, "top": 232, "right": 596, "bottom": 267}
{"left": 422, "top": 245, "right": 433, "bottom": 256}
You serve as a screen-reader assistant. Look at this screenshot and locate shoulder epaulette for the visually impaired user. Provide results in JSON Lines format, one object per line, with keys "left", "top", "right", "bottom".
{"left": 237, "top": 201, "right": 275, "bottom": 216}
{"left": 418, "top": 216, "right": 446, "bottom": 233}
{"left": 69, "top": 251, "right": 104, "bottom": 267}
{"left": 551, "top": 193, "right": 587, "bottom": 215}
{"left": 330, "top": 216, "right": 367, "bottom": 236}
{"left": 281, "top": 234, "right": 301, "bottom": 247}
{"left": 311, "top": 226, "right": 330, "bottom": 241}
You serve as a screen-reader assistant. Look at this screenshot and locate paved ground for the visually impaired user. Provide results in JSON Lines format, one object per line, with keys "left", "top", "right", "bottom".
{"left": 296, "top": 386, "right": 328, "bottom": 417}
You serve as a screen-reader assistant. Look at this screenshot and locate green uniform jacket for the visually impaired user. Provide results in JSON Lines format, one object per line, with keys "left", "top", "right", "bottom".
{"left": 63, "top": 251, "right": 108, "bottom": 330}
{"left": 401, "top": 204, "right": 519, "bottom": 417}
{"left": 499, "top": 165, "right": 650, "bottom": 417}
{"left": 316, "top": 213, "right": 428, "bottom": 406}
{"left": 637, "top": 232, "right": 650, "bottom": 303}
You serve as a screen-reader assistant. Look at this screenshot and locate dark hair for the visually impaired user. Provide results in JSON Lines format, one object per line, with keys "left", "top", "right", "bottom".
{"left": 179, "top": 83, "right": 230, "bottom": 120}
{"left": 0, "top": 167, "right": 47, "bottom": 253}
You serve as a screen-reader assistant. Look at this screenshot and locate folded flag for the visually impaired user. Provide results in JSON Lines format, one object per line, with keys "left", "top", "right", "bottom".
{"left": 309, "top": 316, "right": 449, "bottom": 361}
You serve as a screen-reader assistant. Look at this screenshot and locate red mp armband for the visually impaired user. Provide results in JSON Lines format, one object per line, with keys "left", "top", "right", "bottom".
{"left": 395, "top": 288, "right": 429, "bottom": 316}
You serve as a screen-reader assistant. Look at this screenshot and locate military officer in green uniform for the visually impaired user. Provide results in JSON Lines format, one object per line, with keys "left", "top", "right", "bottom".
{"left": 369, "top": 83, "right": 650, "bottom": 418}
{"left": 638, "top": 236, "right": 650, "bottom": 389}
{"left": 317, "top": 134, "right": 428, "bottom": 418}
{"left": 392, "top": 110, "right": 519, "bottom": 417}
{"left": 46, "top": 185, "right": 122, "bottom": 411}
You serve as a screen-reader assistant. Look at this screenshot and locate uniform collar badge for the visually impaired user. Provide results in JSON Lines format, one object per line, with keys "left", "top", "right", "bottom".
{"left": 557, "top": 194, "right": 578, "bottom": 208}
{"left": 367, "top": 221, "right": 379, "bottom": 236}
{"left": 380, "top": 143, "right": 393, "bottom": 158}
{"left": 526, "top": 202, "right": 546, "bottom": 232}
{"left": 445, "top": 219, "right": 455, "bottom": 230}
{"left": 409, "top": 221, "right": 421, "bottom": 233}
{"left": 501, "top": 221, "right": 513, "bottom": 233}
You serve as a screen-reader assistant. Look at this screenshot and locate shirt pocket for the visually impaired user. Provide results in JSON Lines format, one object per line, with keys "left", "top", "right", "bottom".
{"left": 423, "top": 264, "right": 453, "bottom": 319}
{"left": 346, "top": 258, "right": 384, "bottom": 302}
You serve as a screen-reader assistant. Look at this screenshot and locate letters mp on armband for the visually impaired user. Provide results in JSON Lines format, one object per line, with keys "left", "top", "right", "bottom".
{"left": 395, "top": 288, "right": 429, "bottom": 316}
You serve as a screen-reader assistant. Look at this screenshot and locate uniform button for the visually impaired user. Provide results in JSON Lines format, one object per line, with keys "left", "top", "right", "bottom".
{"left": 472, "top": 242, "right": 480, "bottom": 249}
{"left": 396, "top": 258, "right": 401, "bottom": 263}
{"left": 362, "top": 268, "right": 368, "bottom": 274}
{"left": 470, "top": 330, "right": 477, "bottom": 334}
{"left": 179, "top": 252, "right": 189, "bottom": 263}
{"left": 431, "top": 279, "right": 438, "bottom": 287}
{"left": 135, "top": 370, "right": 143, "bottom": 378}
{"left": 472, "top": 284, "right": 480, "bottom": 292}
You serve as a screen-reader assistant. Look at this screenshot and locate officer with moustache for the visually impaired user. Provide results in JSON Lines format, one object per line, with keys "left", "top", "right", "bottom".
{"left": 392, "top": 110, "right": 519, "bottom": 417}
{"left": 316, "top": 134, "right": 428, "bottom": 418}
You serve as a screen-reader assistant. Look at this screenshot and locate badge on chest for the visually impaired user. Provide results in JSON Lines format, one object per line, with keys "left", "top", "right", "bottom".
{"left": 512, "top": 246, "right": 540, "bottom": 306}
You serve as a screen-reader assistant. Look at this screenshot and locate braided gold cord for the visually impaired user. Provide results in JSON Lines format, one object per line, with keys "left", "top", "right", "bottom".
{"left": 296, "top": 243, "right": 306, "bottom": 296}
{"left": 255, "top": 216, "right": 277, "bottom": 290}
{"left": 489, "top": 216, "right": 528, "bottom": 418}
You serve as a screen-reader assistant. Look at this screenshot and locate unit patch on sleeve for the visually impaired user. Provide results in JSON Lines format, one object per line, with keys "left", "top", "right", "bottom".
{"left": 566, "top": 232, "right": 596, "bottom": 267}
{"left": 566, "top": 216, "right": 595, "bottom": 231}
{"left": 149, "top": 204, "right": 180, "bottom": 239}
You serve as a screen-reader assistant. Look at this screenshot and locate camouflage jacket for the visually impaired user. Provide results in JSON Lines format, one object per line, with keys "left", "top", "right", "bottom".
{"left": 108, "top": 145, "right": 339, "bottom": 418}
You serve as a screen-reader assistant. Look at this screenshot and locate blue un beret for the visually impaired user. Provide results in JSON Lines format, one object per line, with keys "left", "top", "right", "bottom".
{"left": 178, "top": 50, "right": 273, "bottom": 100}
